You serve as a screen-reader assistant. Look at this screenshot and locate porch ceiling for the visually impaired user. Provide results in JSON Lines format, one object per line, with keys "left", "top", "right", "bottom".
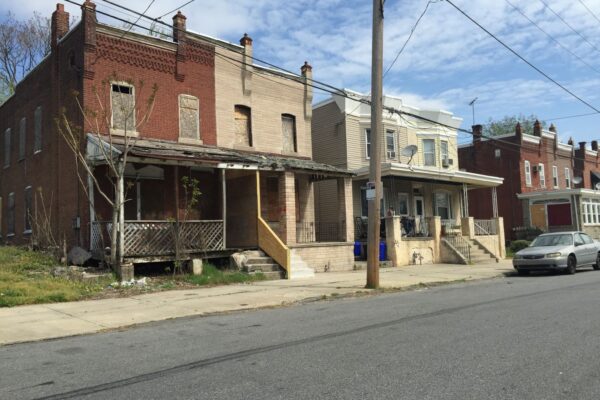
{"left": 87, "top": 135, "right": 353, "bottom": 178}
{"left": 353, "top": 162, "right": 503, "bottom": 188}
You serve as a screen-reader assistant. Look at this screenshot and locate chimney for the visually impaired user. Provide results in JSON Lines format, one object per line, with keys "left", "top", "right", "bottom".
{"left": 301, "top": 61, "right": 313, "bottom": 119}
{"left": 173, "top": 11, "right": 187, "bottom": 43}
{"left": 568, "top": 137, "right": 574, "bottom": 146}
{"left": 51, "top": 4, "right": 70, "bottom": 48}
{"left": 593, "top": 141, "right": 599, "bottom": 151}
{"left": 239, "top": 33, "right": 253, "bottom": 95}
{"left": 533, "top": 119, "right": 542, "bottom": 136}
{"left": 549, "top": 123, "right": 557, "bottom": 133}
{"left": 515, "top": 122, "right": 522, "bottom": 142}
{"left": 472, "top": 124, "right": 483, "bottom": 143}
{"left": 580, "top": 141, "right": 587, "bottom": 152}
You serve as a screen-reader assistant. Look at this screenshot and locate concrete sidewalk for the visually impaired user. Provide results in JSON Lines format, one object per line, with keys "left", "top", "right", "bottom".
{"left": 0, "top": 261, "right": 513, "bottom": 345}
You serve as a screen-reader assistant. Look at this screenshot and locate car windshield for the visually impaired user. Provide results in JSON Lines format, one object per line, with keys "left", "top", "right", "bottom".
{"left": 531, "top": 234, "right": 573, "bottom": 247}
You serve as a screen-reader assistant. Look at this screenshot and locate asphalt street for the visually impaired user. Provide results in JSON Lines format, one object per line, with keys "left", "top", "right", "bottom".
{"left": 3, "top": 269, "right": 600, "bottom": 399}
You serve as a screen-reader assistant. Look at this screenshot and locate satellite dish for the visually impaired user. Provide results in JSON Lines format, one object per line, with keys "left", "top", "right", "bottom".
{"left": 573, "top": 176, "right": 583, "bottom": 185}
{"left": 595, "top": 182, "right": 600, "bottom": 190}
{"left": 401, "top": 145, "right": 418, "bottom": 165}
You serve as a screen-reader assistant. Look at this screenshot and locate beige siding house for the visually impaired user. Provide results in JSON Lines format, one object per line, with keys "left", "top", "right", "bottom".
{"left": 313, "top": 91, "right": 505, "bottom": 266}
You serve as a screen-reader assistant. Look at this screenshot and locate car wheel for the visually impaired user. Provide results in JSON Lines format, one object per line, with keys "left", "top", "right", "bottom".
{"left": 594, "top": 253, "right": 600, "bottom": 270}
{"left": 566, "top": 255, "right": 577, "bottom": 275}
{"left": 517, "top": 269, "right": 529, "bottom": 276}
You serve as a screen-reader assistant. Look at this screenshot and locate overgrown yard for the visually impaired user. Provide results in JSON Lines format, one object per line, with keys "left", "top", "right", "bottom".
{"left": 0, "top": 247, "right": 266, "bottom": 307}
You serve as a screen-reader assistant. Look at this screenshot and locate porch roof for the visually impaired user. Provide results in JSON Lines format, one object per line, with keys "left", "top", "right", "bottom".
{"left": 352, "top": 162, "right": 503, "bottom": 188}
{"left": 87, "top": 135, "right": 353, "bottom": 178}
{"left": 517, "top": 188, "right": 600, "bottom": 200}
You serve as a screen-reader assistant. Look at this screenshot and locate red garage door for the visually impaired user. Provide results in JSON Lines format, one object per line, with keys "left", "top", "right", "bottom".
{"left": 547, "top": 203, "right": 572, "bottom": 226}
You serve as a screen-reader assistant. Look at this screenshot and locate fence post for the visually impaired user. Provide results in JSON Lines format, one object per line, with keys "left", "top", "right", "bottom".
{"left": 461, "top": 217, "right": 474, "bottom": 239}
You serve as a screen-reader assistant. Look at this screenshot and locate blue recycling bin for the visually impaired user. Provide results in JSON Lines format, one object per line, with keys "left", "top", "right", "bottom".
{"left": 379, "top": 241, "right": 387, "bottom": 261}
{"left": 354, "top": 241, "right": 362, "bottom": 257}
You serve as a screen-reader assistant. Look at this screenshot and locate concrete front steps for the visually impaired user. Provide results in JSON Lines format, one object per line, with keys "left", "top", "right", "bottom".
{"left": 241, "top": 251, "right": 286, "bottom": 280}
{"left": 467, "top": 239, "right": 498, "bottom": 264}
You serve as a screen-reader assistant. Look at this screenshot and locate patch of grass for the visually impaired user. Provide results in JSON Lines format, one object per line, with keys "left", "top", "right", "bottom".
{"left": 0, "top": 246, "right": 111, "bottom": 307}
{"left": 181, "top": 263, "right": 266, "bottom": 286}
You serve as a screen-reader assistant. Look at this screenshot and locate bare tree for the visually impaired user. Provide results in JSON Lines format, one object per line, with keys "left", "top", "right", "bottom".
{"left": 56, "top": 74, "right": 157, "bottom": 271}
{"left": 0, "top": 11, "right": 50, "bottom": 101}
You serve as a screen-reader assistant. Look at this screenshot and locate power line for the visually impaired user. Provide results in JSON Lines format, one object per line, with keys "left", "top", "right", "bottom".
{"left": 445, "top": 0, "right": 600, "bottom": 114}
{"left": 577, "top": 0, "right": 600, "bottom": 26}
{"left": 538, "top": 0, "right": 600, "bottom": 56}
{"left": 383, "top": 0, "right": 440, "bottom": 79}
{"left": 119, "top": 0, "right": 155, "bottom": 38}
{"left": 544, "top": 111, "right": 600, "bottom": 121}
{"left": 504, "top": 0, "right": 600, "bottom": 76}
{"left": 63, "top": 0, "right": 600, "bottom": 166}
{"left": 156, "top": 0, "right": 196, "bottom": 20}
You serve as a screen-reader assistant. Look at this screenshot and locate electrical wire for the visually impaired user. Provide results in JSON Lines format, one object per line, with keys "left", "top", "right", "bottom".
{"left": 119, "top": 0, "right": 155, "bottom": 38}
{"left": 504, "top": 0, "right": 600, "bottom": 76}
{"left": 538, "top": 0, "right": 600, "bottom": 56}
{"left": 445, "top": 0, "right": 600, "bottom": 114}
{"left": 156, "top": 0, "right": 196, "bottom": 20}
{"left": 577, "top": 0, "right": 600, "bottom": 26}
{"left": 62, "top": 0, "right": 600, "bottom": 166}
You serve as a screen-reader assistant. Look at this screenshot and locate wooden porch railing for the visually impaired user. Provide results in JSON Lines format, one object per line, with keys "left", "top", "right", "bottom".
{"left": 91, "top": 220, "right": 225, "bottom": 257}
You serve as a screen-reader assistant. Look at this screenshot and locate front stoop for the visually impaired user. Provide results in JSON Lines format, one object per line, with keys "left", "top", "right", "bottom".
{"left": 289, "top": 251, "right": 315, "bottom": 279}
{"left": 467, "top": 239, "right": 498, "bottom": 264}
{"left": 235, "top": 250, "right": 286, "bottom": 280}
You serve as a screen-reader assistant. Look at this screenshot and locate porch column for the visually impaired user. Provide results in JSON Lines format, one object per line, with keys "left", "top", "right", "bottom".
{"left": 492, "top": 187, "right": 498, "bottom": 218}
{"left": 338, "top": 177, "right": 354, "bottom": 242}
{"left": 462, "top": 183, "right": 469, "bottom": 217}
{"left": 221, "top": 169, "right": 226, "bottom": 248}
{"left": 279, "top": 171, "right": 296, "bottom": 244}
{"left": 428, "top": 216, "right": 442, "bottom": 262}
{"left": 385, "top": 215, "right": 401, "bottom": 267}
{"left": 495, "top": 216, "right": 506, "bottom": 258}
{"left": 297, "top": 175, "right": 315, "bottom": 241}
{"left": 461, "top": 216, "right": 475, "bottom": 239}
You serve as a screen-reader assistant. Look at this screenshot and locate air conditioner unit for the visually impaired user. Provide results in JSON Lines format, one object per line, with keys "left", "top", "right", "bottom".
{"left": 387, "top": 151, "right": 396, "bottom": 159}
{"left": 442, "top": 158, "right": 453, "bottom": 168}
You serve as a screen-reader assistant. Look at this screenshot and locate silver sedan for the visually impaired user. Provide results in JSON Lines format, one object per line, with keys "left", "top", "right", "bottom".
{"left": 512, "top": 232, "right": 600, "bottom": 275}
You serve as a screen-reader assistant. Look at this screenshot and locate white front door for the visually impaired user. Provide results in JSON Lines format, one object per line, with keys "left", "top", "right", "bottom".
{"left": 414, "top": 196, "right": 425, "bottom": 218}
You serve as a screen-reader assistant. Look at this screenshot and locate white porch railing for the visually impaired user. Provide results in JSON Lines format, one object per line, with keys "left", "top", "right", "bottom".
{"left": 91, "top": 220, "right": 225, "bottom": 257}
{"left": 474, "top": 219, "right": 498, "bottom": 235}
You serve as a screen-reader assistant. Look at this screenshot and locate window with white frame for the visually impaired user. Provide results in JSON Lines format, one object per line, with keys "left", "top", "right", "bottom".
{"left": 552, "top": 166, "right": 559, "bottom": 188}
{"left": 386, "top": 130, "right": 396, "bottom": 159}
{"left": 179, "top": 94, "right": 200, "bottom": 141}
{"left": 434, "top": 191, "right": 452, "bottom": 219}
{"left": 24, "top": 186, "right": 32, "bottom": 234}
{"left": 19, "top": 117, "right": 26, "bottom": 160}
{"left": 441, "top": 140, "right": 449, "bottom": 165}
{"left": 582, "top": 198, "right": 600, "bottom": 225}
{"left": 7, "top": 192, "right": 14, "bottom": 236}
{"left": 365, "top": 128, "right": 371, "bottom": 159}
{"left": 4, "top": 128, "right": 10, "bottom": 168}
{"left": 538, "top": 163, "right": 545, "bottom": 188}
{"left": 111, "top": 83, "right": 135, "bottom": 131}
{"left": 565, "top": 167, "right": 571, "bottom": 188}
{"left": 524, "top": 160, "right": 531, "bottom": 186}
{"left": 34, "top": 106, "right": 42, "bottom": 153}
{"left": 423, "top": 139, "right": 435, "bottom": 166}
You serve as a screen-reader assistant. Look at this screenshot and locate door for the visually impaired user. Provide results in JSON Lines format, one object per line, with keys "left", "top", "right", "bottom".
{"left": 414, "top": 196, "right": 425, "bottom": 235}
{"left": 579, "top": 233, "right": 596, "bottom": 265}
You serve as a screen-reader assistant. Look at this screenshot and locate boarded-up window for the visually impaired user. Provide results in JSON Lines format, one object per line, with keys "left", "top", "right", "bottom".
{"left": 7, "top": 192, "right": 14, "bottom": 235}
{"left": 179, "top": 94, "right": 200, "bottom": 140}
{"left": 19, "top": 117, "right": 26, "bottom": 160}
{"left": 111, "top": 83, "right": 135, "bottom": 131}
{"left": 24, "top": 186, "right": 32, "bottom": 233}
{"left": 4, "top": 128, "right": 11, "bottom": 167}
{"left": 282, "top": 114, "right": 297, "bottom": 153}
{"left": 34, "top": 106, "right": 42, "bottom": 152}
{"left": 234, "top": 105, "right": 252, "bottom": 146}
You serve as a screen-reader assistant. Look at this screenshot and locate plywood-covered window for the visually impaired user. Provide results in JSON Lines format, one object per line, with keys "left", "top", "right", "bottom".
{"left": 24, "top": 186, "right": 32, "bottom": 233}
{"left": 111, "top": 83, "right": 135, "bottom": 131}
{"left": 19, "top": 117, "right": 26, "bottom": 160}
{"left": 4, "top": 128, "right": 11, "bottom": 168}
{"left": 282, "top": 114, "right": 297, "bottom": 153}
{"left": 34, "top": 106, "right": 42, "bottom": 153}
{"left": 7, "top": 192, "right": 14, "bottom": 236}
{"left": 179, "top": 94, "right": 200, "bottom": 141}
{"left": 234, "top": 105, "right": 252, "bottom": 146}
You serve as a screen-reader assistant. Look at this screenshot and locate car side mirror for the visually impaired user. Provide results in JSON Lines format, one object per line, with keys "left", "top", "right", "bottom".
{"left": 575, "top": 241, "right": 583, "bottom": 246}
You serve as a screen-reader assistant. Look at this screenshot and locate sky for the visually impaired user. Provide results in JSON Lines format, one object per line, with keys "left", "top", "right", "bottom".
{"left": 4, "top": 0, "right": 600, "bottom": 145}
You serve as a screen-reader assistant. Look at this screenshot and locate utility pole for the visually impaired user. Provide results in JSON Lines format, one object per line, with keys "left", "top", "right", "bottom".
{"left": 367, "top": 0, "right": 383, "bottom": 289}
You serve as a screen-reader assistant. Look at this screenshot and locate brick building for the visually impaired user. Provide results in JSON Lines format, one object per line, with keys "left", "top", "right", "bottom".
{"left": 0, "top": 2, "right": 354, "bottom": 278}
{"left": 459, "top": 121, "right": 600, "bottom": 240}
